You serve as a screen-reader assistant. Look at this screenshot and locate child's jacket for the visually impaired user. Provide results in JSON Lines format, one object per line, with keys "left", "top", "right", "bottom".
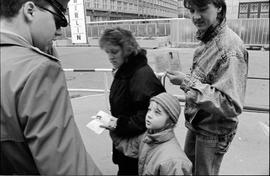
{"left": 111, "top": 128, "right": 192, "bottom": 175}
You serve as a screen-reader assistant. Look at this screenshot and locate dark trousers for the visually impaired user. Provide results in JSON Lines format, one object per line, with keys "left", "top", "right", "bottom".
{"left": 113, "top": 146, "right": 138, "bottom": 175}
{"left": 184, "top": 129, "right": 235, "bottom": 175}
{"left": 117, "top": 157, "right": 138, "bottom": 175}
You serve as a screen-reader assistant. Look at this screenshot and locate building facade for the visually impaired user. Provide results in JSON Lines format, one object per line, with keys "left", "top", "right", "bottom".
{"left": 84, "top": 0, "right": 178, "bottom": 22}
{"left": 177, "top": 0, "right": 189, "bottom": 18}
{"left": 226, "top": 0, "right": 269, "bottom": 19}
{"left": 238, "top": 0, "right": 269, "bottom": 18}
{"left": 177, "top": 0, "right": 269, "bottom": 19}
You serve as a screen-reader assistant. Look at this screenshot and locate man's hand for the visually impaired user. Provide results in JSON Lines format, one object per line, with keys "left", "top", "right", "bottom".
{"left": 166, "top": 70, "right": 186, "bottom": 85}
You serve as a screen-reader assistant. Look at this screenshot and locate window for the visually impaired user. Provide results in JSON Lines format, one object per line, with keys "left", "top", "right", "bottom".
{"left": 239, "top": 3, "right": 248, "bottom": 13}
{"left": 261, "top": 2, "right": 269, "bottom": 12}
{"left": 102, "top": 0, "right": 107, "bottom": 9}
{"left": 250, "top": 3, "right": 258, "bottom": 13}
{"left": 94, "top": 0, "right": 99, "bottom": 9}
{"left": 260, "top": 12, "right": 269, "bottom": 18}
{"left": 123, "top": 2, "right": 127, "bottom": 12}
{"left": 249, "top": 13, "right": 258, "bottom": 18}
{"left": 117, "top": 1, "right": 121, "bottom": 11}
{"left": 110, "top": 0, "right": 116, "bottom": 10}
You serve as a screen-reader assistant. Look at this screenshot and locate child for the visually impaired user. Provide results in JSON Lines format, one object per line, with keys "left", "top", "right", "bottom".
{"left": 110, "top": 92, "right": 192, "bottom": 175}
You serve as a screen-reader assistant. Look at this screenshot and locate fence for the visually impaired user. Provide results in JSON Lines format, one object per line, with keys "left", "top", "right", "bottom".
{"left": 170, "top": 18, "right": 270, "bottom": 46}
{"left": 62, "top": 18, "right": 269, "bottom": 46}
{"left": 64, "top": 68, "right": 269, "bottom": 113}
{"left": 63, "top": 18, "right": 173, "bottom": 39}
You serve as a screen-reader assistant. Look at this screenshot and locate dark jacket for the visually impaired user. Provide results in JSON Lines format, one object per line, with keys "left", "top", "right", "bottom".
{"left": 0, "top": 31, "right": 101, "bottom": 175}
{"left": 109, "top": 49, "right": 165, "bottom": 164}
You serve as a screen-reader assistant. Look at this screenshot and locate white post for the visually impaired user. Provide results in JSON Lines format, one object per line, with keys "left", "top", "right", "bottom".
{"left": 103, "top": 72, "right": 110, "bottom": 111}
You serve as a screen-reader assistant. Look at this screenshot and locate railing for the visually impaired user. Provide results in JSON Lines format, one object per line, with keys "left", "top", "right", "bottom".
{"left": 64, "top": 68, "right": 269, "bottom": 113}
{"left": 170, "top": 18, "right": 270, "bottom": 47}
{"left": 62, "top": 18, "right": 269, "bottom": 46}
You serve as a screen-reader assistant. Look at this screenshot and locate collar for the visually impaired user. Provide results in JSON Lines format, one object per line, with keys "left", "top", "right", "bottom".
{"left": 0, "top": 30, "right": 32, "bottom": 47}
{"left": 0, "top": 31, "right": 59, "bottom": 61}
{"left": 143, "top": 128, "right": 175, "bottom": 144}
{"left": 196, "top": 20, "right": 226, "bottom": 43}
{"left": 114, "top": 49, "right": 147, "bottom": 79}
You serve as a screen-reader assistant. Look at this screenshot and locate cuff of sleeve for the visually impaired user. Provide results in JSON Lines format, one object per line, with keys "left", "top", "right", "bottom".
{"left": 180, "top": 74, "right": 194, "bottom": 92}
{"left": 110, "top": 131, "right": 121, "bottom": 145}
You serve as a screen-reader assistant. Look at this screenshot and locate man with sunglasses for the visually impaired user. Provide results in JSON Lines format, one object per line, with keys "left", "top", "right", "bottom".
{"left": 0, "top": 0, "right": 101, "bottom": 175}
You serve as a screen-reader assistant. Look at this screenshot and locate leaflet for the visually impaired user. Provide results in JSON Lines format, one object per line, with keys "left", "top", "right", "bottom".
{"left": 86, "top": 111, "right": 116, "bottom": 134}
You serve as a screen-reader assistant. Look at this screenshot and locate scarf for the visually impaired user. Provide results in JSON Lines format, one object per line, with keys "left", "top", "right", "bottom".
{"left": 196, "top": 20, "right": 226, "bottom": 43}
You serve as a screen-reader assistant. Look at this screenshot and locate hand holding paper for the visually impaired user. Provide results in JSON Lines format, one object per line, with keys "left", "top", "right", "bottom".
{"left": 86, "top": 111, "right": 117, "bottom": 134}
{"left": 100, "top": 117, "right": 118, "bottom": 130}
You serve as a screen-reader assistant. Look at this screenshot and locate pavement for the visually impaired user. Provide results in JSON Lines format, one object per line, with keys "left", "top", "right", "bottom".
{"left": 57, "top": 45, "right": 269, "bottom": 175}
{"left": 71, "top": 94, "right": 269, "bottom": 175}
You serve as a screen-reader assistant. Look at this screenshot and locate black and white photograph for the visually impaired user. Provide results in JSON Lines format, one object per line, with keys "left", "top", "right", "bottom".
{"left": 1, "top": 0, "right": 269, "bottom": 175}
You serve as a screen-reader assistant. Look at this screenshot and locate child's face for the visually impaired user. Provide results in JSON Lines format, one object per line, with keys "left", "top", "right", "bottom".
{"left": 145, "top": 101, "right": 169, "bottom": 130}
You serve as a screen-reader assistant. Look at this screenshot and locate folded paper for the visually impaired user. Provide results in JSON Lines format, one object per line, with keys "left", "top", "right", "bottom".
{"left": 86, "top": 111, "right": 116, "bottom": 134}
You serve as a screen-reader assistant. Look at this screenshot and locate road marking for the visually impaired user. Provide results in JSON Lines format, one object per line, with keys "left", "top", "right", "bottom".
{"left": 73, "top": 94, "right": 105, "bottom": 100}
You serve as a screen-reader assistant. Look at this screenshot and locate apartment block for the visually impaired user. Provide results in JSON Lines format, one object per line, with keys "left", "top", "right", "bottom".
{"left": 84, "top": 0, "right": 178, "bottom": 22}
{"left": 177, "top": 0, "right": 269, "bottom": 19}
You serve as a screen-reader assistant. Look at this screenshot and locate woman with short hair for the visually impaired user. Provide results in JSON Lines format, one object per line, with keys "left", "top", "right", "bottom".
{"left": 99, "top": 27, "right": 166, "bottom": 175}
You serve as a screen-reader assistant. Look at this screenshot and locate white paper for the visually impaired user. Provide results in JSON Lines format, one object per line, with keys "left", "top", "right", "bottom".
{"left": 86, "top": 119, "right": 105, "bottom": 134}
{"left": 86, "top": 111, "right": 116, "bottom": 134}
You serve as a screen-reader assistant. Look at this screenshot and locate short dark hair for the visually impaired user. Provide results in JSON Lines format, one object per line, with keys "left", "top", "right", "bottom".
{"left": 184, "top": 0, "right": 227, "bottom": 22}
{"left": 0, "top": 0, "right": 49, "bottom": 18}
{"left": 99, "top": 27, "right": 141, "bottom": 58}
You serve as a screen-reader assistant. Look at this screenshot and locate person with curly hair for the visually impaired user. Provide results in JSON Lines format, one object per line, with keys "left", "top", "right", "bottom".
{"left": 99, "top": 27, "right": 166, "bottom": 175}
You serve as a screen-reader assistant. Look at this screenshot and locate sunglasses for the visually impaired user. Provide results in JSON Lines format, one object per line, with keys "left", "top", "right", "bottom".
{"left": 37, "top": 6, "right": 64, "bottom": 29}
{"left": 36, "top": 0, "right": 68, "bottom": 28}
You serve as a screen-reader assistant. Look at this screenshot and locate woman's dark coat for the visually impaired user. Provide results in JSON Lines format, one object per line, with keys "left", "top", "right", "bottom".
{"left": 109, "top": 49, "right": 166, "bottom": 164}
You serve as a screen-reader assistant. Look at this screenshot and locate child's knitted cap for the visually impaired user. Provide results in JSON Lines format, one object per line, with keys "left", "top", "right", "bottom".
{"left": 150, "top": 92, "right": 181, "bottom": 124}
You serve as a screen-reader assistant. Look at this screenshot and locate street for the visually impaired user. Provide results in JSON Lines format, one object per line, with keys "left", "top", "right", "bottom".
{"left": 58, "top": 46, "right": 269, "bottom": 175}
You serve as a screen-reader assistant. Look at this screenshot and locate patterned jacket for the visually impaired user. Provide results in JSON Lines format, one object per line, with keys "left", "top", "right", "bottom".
{"left": 180, "top": 21, "right": 249, "bottom": 136}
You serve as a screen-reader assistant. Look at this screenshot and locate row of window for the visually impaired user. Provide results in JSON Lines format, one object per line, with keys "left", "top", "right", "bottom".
{"left": 84, "top": 0, "right": 177, "bottom": 15}
{"left": 239, "top": 1, "right": 269, "bottom": 18}
{"left": 85, "top": 0, "right": 177, "bottom": 9}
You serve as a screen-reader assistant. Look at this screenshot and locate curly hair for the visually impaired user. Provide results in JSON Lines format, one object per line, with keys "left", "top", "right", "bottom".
{"left": 99, "top": 27, "right": 141, "bottom": 59}
{"left": 0, "top": 0, "right": 50, "bottom": 18}
{"left": 184, "top": 0, "right": 227, "bottom": 22}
